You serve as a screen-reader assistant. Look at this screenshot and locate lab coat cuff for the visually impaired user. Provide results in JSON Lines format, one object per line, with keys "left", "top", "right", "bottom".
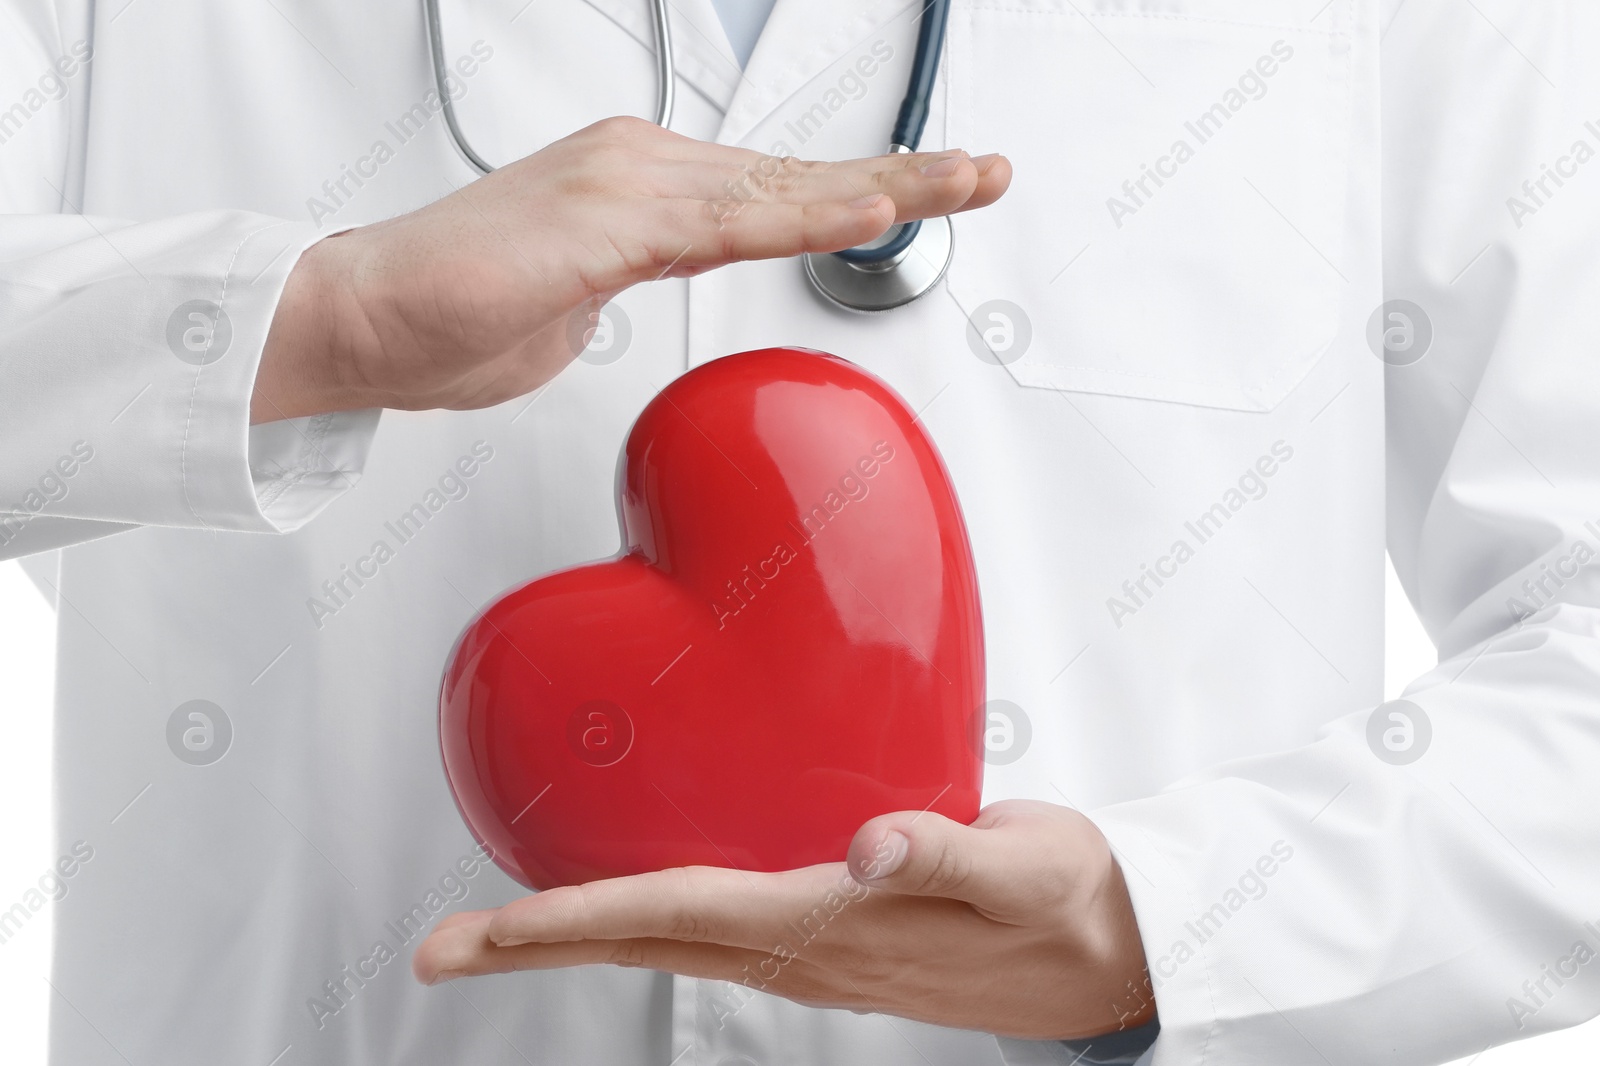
{"left": 181, "top": 220, "right": 372, "bottom": 532}
{"left": 248, "top": 408, "right": 381, "bottom": 531}
{"left": 1085, "top": 808, "right": 1220, "bottom": 1066}
{"left": 995, "top": 1017, "right": 1159, "bottom": 1065}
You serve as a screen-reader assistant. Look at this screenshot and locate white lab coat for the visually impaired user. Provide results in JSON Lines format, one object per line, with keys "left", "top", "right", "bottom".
{"left": 2, "top": 1, "right": 1597, "bottom": 1064}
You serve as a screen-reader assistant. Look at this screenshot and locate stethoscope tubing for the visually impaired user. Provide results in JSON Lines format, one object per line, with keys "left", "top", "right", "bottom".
{"left": 891, "top": 0, "right": 952, "bottom": 153}
{"left": 422, "top": 0, "right": 951, "bottom": 307}
{"left": 422, "top": 0, "right": 675, "bottom": 176}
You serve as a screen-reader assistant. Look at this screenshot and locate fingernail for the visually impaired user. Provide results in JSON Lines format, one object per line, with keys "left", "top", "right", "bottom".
{"left": 849, "top": 193, "right": 887, "bottom": 210}
{"left": 971, "top": 153, "right": 1002, "bottom": 174}
{"left": 427, "top": 969, "right": 466, "bottom": 986}
{"left": 860, "top": 830, "right": 909, "bottom": 880}
{"left": 920, "top": 156, "right": 964, "bottom": 178}
{"left": 494, "top": 935, "right": 533, "bottom": 947}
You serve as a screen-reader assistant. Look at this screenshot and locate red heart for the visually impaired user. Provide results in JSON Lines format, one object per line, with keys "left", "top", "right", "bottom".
{"left": 439, "top": 349, "right": 985, "bottom": 889}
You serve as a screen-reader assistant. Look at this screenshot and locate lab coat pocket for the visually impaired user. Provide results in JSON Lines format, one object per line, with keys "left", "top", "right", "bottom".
{"left": 944, "top": 1, "right": 1353, "bottom": 411}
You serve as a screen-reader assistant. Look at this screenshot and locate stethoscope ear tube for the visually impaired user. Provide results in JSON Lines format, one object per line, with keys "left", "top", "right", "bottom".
{"left": 423, "top": 0, "right": 495, "bottom": 176}
{"left": 423, "top": 0, "right": 675, "bottom": 176}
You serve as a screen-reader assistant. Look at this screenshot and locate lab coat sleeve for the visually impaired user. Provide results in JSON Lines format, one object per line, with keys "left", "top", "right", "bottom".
{"left": 0, "top": 20, "right": 378, "bottom": 563}
{"left": 1067, "top": 4, "right": 1600, "bottom": 1064}
{"left": 0, "top": 213, "right": 381, "bottom": 562}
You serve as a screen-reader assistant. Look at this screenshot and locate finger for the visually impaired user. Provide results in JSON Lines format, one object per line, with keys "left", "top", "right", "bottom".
{"left": 577, "top": 195, "right": 890, "bottom": 293}
{"left": 629, "top": 122, "right": 965, "bottom": 182}
{"left": 431, "top": 908, "right": 497, "bottom": 934}
{"left": 653, "top": 150, "right": 961, "bottom": 209}
{"left": 412, "top": 907, "right": 779, "bottom": 985}
{"left": 844, "top": 800, "right": 1075, "bottom": 916}
{"left": 809, "top": 152, "right": 992, "bottom": 221}
{"left": 484, "top": 863, "right": 859, "bottom": 952}
{"left": 963, "top": 153, "right": 1013, "bottom": 212}
{"left": 636, "top": 138, "right": 1008, "bottom": 210}
{"left": 560, "top": 116, "right": 960, "bottom": 185}
{"left": 765, "top": 150, "right": 1010, "bottom": 218}
{"left": 680, "top": 154, "right": 1012, "bottom": 260}
{"left": 596, "top": 153, "right": 1013, "bottom": 285}
{"left": 663, "top": 151, "right": 1002, "bottom": 227}
{"left": 642, "top": 196, "right": 897, "bottom": 275}
{"left": 548, "top": 118, "right": 1011, "bottom": 222}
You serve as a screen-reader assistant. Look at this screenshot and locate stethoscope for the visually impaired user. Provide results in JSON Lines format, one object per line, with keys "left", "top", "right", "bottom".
{"left": 422, "top": 0, "right": 953, "bottom": 313}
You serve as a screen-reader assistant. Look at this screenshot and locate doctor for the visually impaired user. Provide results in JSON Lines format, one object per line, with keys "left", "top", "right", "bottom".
{"left": 3, "top": 1, "right": 1599, "bottom": 1065}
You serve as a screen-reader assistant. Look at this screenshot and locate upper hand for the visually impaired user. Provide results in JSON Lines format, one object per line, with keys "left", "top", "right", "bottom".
{"left": 412, "top": 800, "right": 1153, "bottom": 1041}
{"left": 253, "top": 117, "right": 1011, "bottom": 423}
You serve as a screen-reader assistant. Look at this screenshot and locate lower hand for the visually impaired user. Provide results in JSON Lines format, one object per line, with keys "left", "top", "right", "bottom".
{"left": 253, "top": 117, "right": 1011, "bottom": 423}
{"left": 412, "top": 800, "right": 1153, "bottom": 1041}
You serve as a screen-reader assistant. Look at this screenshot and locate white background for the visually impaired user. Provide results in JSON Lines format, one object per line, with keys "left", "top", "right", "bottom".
{"left": 0, "top": 555, "right": 1595, "bottom": 1062}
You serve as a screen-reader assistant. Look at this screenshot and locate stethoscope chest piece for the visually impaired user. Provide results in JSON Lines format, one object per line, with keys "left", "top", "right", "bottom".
{"left": 803, "top": 214, "right": 954, "bottom": 314}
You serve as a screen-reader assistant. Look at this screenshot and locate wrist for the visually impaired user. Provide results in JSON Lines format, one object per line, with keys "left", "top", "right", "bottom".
{"left": 252, "top": 232, "right": 371, "bottom": 424}
{"left": 1090, "top": 859, "right": 1158, "bottom": 1035}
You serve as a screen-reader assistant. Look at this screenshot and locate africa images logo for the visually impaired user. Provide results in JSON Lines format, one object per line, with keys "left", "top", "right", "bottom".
{"left": 1105, "top": 40, "right": 1295, "bottom": 229}
{"left": 0, "top": 441, "right": 94, "bottom": 550}
{"left": 710, "top": 441, "right": 896, "bottom": 630}
{"left": 1105, "top": 441, "right": 1295, "bottom": 629}
{"left": 305, "top": 41, "right": 494, "bottom": 226}
{"left": 166, "top": 301, "right": 232, "bottom": 365}
{"left": 306, "top": 441, "right": 494, "bottom": 629}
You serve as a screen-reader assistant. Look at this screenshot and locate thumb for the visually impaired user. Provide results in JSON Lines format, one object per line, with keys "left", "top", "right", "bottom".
{"left": 846, "top": 806, "right": 1030, "bottom": 912}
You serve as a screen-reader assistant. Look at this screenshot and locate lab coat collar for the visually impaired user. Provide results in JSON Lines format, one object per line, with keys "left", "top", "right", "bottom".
{"left": 716, "top": 0, "right": 922, "bottom": 148}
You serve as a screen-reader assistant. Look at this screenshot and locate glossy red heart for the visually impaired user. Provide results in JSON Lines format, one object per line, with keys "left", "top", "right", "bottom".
{"left": 439, "top": 348, "right": 984, "bottom": 890}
